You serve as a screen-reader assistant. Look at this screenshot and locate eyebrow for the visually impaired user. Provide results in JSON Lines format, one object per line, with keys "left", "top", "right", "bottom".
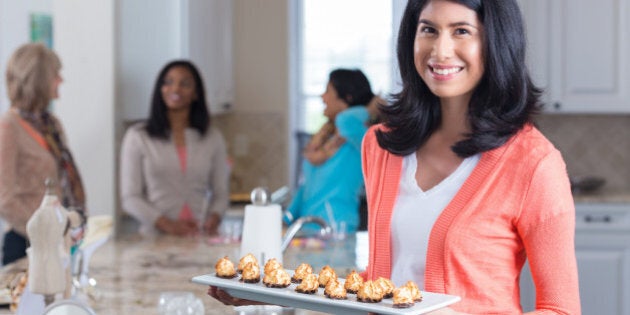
{"left": 418, "top": 19, "right": 479, "bottom": 30}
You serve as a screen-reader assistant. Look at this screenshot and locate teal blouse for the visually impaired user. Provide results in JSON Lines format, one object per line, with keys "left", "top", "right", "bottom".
{"left": 286, "top": 106, "right": 369, "bottom": 233}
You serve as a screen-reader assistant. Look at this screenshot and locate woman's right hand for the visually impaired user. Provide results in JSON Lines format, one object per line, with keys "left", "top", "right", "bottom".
{"left": 154, "top": 216, "right": 198, "bottom": 236}
{"left": 207, "top": 286, "right": 266, "bottom": 306}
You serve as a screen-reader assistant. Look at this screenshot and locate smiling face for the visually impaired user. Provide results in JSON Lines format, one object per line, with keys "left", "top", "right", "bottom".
{"left": 321, "top": 82, "right": 349, "bottom": 120}
{"left": 414, "top": 0, "right": 484, "bottom": 104}
{"left": 160, "top": 66, "right": 197, "bottom": 111}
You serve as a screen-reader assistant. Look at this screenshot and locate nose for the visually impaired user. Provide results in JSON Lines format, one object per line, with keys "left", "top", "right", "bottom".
{"left": 168, "top": 82, "right": 185, "bottom": 93}
{"left": 321, "top": 95, "right": 328, "bottom": 107}
{"left": 432, "top": 34, "right": 454, "bottom": 60}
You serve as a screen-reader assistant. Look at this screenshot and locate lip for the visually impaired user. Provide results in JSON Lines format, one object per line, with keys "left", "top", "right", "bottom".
{"left": 428, "top": 64, "right": 463, "bottom": 81}
{"left": 167, "top": 94, "right": 182, "bottom": 102}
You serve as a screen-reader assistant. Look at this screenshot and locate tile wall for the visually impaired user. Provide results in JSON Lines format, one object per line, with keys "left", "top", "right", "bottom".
{"left": 216, "top": 113, "right": 630, "bottom": 195}
{"left": 214, "top": 112, "right": 288, "bottom": 194}
{"left": 535, "top": 114, "right": 630, "bottom": 192}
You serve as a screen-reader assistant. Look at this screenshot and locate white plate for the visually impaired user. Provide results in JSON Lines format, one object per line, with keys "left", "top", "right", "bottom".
{"left": 192, "top": 272, "right": 460, "bottom": 315}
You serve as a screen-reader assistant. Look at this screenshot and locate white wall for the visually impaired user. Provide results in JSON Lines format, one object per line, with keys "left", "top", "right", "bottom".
{"left": 52, "top": 0, "right": 115, "bottom": 217}
{"left": 117, "top": 0, "right": 183, "bottom": 120}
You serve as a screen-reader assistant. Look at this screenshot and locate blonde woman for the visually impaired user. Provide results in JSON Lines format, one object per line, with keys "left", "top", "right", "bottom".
{"left": 0, "top": 43, "right": 86, "bottom": 265}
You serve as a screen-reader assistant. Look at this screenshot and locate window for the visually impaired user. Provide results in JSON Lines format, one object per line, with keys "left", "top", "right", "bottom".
{"left": 288, "top": 1, "right": 405, "bottom": 187}
{"left": 293, "top": 0, "right": 396, "bottom": 134}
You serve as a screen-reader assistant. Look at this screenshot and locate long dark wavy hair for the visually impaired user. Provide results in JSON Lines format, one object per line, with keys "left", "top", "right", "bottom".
{"left": 328, "top": 68, "right": 374, "bottom": 107}
{"left": 145, "top": 60, "right": 210, "bottom": 139}
{"left": 376, "top": 0, "right": 542, "bottom": 157}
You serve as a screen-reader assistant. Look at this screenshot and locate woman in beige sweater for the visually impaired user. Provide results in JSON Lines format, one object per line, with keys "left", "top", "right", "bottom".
{"left": 120, "top": 60, "right": 229, "bottom": 237}
{"left": 0, "top": 43, "right": 86, "bottom": 265}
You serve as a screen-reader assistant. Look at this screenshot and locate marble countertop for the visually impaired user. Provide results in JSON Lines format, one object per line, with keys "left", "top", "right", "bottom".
{"left": 572, "top": 189, "right": 630, "bottom": 204}
{"left": 63, "top": 233, "right": 359, "bottom": 315}
{"left": 2, "top": 190, "right": 627, "bottom": 314}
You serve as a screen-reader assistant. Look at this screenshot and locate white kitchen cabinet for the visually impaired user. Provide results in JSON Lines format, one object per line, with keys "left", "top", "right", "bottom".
{"left": 574, "top": 203, "right": 630, "bottom": 315}
{"left": 118, "top": 0, "right": 233, "bottom": 119}
{"left": 184, "top": 0, "right": 234, "bottom": 114}
{"left": 519, "top": 0, "right": 630, "bottom": 113}
{"left": 520, "top": 203, "right": 630, "bottom": 314}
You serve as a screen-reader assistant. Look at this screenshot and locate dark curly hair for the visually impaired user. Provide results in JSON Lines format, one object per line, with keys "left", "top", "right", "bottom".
{"left": 377, "top": 0, "right": 542, "bottom": 157}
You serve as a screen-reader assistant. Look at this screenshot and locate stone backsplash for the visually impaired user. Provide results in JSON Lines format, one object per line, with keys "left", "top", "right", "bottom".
{"left": 216, "top": 112, "right": 630, "bottom": 195}
{"left": 535, "top": 114, "right": 630, "bottom": 193}
{"left": 214, "top": 111, "right": 288, "bottom": 194}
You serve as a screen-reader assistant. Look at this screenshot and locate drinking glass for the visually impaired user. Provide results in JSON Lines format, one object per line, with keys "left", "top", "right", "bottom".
{"left": 219, "top": 220, "right": 243, "bottom": 244}
{"left": 333, "top": 221, "right": 347, "bottom": 241}
{"left": 157, "top": 291, "right": 204, "bottom": 315}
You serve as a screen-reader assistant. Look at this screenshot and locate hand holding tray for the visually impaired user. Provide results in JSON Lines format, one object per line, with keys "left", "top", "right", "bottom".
{"left": 192, "top": 271, "right": 460, "bottom": 315}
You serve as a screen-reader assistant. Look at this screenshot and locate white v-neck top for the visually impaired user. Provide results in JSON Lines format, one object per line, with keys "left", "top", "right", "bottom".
{"left": 390, "top": 152, "right": 480, "bottom": 287}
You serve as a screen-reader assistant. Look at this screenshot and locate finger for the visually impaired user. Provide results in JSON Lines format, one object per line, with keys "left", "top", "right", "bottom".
{"left": 207, "top": 286, "right": 217, "bottom": 297}
{"left": 215, "top": 288, "right": 236, "bottom": 305}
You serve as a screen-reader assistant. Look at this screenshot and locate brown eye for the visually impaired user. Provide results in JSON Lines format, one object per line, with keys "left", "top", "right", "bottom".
{"left": 454, "top": 28, "right": 470, "bottom": 35}
{"left": 420, "top": 26, "right": 436, "bottom": 34}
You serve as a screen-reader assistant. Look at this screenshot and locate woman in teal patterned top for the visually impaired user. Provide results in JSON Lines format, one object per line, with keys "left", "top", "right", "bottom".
{"left": 285, "top": 69, "right": 374, "bottom": 233}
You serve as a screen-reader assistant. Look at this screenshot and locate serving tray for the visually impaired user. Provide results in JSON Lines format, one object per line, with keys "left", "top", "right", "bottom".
{"left": 192, "top": 271, "right": 460, "bottom": 315}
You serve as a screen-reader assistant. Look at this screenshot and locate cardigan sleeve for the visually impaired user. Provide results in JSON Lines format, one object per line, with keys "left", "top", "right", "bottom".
{"left": 361, "top": 125, "right": 402, "bottom": 279}
{"left": 517, "top": 149, "right": 581, "bottom": 315}
{"left": 359, "top": 127, "right": 374, "bottom": 281}
{"left": 119, "top": 127, "right": 162, "bottom": 227}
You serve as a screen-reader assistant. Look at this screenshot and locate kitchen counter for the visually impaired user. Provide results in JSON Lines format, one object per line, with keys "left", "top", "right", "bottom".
{"left": 3, "top": 232, "right": 362, "bottom": 315}
{"left": 3, "top": 192, "right": 627, "bottom": 314}
{"left": 572, "top": 189, "right": 630, "bottom": 204}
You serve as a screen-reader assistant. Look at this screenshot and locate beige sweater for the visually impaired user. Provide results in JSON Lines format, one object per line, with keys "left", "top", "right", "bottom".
{"left": 0, "top": 110, "right": 63, "bottom": 237}
{"left": 119, "top": 123, "right": 229, "bottom": 235}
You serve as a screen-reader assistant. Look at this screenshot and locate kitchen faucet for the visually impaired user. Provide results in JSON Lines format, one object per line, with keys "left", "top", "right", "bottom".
{"left": 281, "top": 216, "right": 332, "bottom": 252}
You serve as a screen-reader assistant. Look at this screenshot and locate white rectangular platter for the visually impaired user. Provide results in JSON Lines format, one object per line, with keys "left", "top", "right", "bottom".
{"left": 192, "top": 272, "right": 460, "bottom": 315}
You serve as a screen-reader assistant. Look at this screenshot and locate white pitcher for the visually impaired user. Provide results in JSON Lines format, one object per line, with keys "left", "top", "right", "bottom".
{"left": 239, "top": 188, "right": 283, "bottom": 264}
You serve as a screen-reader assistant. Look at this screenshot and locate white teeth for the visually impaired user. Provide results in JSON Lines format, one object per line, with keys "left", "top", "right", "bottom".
{"left": 433, "top": 67, "right": 461, "bottom": 75}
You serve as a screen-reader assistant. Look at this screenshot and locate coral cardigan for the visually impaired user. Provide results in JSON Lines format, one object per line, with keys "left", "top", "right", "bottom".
{"left": 361, "top": 124, "right": 581, "bottom": 314}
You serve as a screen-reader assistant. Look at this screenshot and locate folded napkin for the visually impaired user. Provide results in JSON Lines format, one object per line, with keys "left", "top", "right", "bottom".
{"left": 81, "top": 215, "right": 113, "bottom": 248}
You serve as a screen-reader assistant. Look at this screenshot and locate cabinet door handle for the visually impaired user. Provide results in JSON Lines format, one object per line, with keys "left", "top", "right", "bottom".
{"left": 584, "top": 215, "right": 611, "bottom": 223}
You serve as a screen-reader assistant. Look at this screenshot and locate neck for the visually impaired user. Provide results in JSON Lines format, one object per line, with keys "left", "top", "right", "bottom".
{"left": 168, "top": 109, "right": 190, "bottom": 132}
{"left": 439, "top": 96, "right": 471, "bottom": 142}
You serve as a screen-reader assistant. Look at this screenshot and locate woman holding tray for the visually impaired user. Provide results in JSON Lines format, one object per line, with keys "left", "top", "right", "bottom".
{"left": 208, "top": 0, "right": 581, "bottom": 313}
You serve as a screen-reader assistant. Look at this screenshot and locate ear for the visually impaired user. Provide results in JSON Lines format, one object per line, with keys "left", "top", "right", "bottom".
{"left": 345, "top": 95, "right": 353, "bottom": 104}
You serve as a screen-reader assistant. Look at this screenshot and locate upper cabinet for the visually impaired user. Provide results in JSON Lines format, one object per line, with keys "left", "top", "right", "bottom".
{"left": 118, "top": 0, "right": 233, "bottom": 120}
{"left": 520, "top": 0, "right": 630, "bottom": 113}
{"left": 185, "top": 0, "right": 234, "bottom": 114}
